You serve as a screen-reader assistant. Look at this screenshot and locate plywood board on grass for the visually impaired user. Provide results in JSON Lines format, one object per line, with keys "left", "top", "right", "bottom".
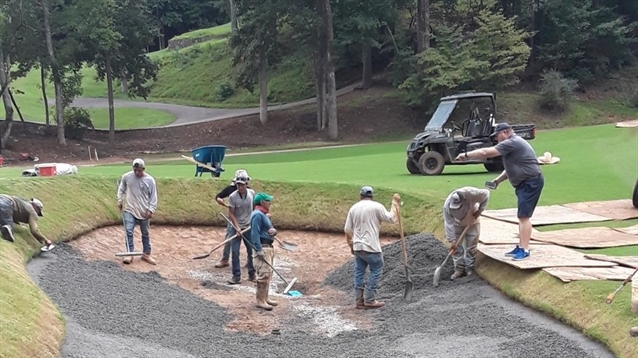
{"left": 481, "top": 205, "right": 612, "bottom": 226}
{"left": 477, "top": 243, "right": 616, "bottom": 270}
{"left": 614, "top": 225, "right": 638, "bottom": 236}
{"left": 478, "top": 217, "right": 547, "bottom": 245}
{"left": 616, "top": 119, "right": 638, "bottom": 128}
{"left": 542, "top": 266, "right": 637, "bottom": 283}
{"left": 531, "top": 226, "right": 638, "bottom": 249}
{"left": 562, "top": 199, "right": 638, "bottom": 221}
{"left": 583, "top": 254, "right": 638, "bottom": 269}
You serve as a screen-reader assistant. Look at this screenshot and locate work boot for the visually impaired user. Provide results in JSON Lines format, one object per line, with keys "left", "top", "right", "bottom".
{"left": 248, "top": 274, "right": 256, "bottom": 282}
{"left": 451, "top": 271, "right": 466, "bottom": 281}
{"left": 355, "top": 289, "right": 365, "bottom": 309}
{"left": 0, "top": 225, "right": 15, "bottom": 242}
{"left": 141, "top": 254, "right": 157, "bottom": 265}
{"left": 122, "top": 257, "right": 133, "bottom": 265}
{"left": 227, "top": 276, "right": 241, "bottom": 285}
{"left": 215, "top": 259, "right": 229, "bottom": 268}
{"left": 630, "top": 327, "right": 638, "bottom": 338}
{"left": 364, "top": 300, "right": 385, "bottom": 309}
{"left": 256, "top": 281, "right": 273, "bottom": 311}
{"left": 265, "top": 278, "right": 278, "bottom": 306}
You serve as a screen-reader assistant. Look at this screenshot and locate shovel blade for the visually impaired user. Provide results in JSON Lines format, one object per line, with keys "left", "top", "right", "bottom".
{"left": 433, "top": 266, "right": 442, "bottom": 287}
{"left": 192, "top": 253, "right": 211, "bottom": 260}
{"left": 280, "top": 241, "right": 298, "bottom": 252}
{"left": 403, "top": 280, "right": 414, "bottom": 301}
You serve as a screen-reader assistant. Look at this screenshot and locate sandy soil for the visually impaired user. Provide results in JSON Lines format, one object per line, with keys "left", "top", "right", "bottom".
{"left": 68, "top": 225, "right": 396, "bottom": 336}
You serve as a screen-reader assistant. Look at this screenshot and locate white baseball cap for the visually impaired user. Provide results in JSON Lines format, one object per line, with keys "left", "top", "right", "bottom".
{"left": 360, "top": 186, "right": 374, "bottom": 197}
{"left": 132, "top": 158, "right": 145, "bottom": 168}
{"left": 449, "top": 192, "right": 464, "bottom": 210}
{"left": 31, "top": 198, "right": 44, "bottom": 216}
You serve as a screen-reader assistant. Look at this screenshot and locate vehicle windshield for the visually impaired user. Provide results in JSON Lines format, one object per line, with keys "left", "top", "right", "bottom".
{"left": 424, "top": 100, "right": 457, "bottom": 130}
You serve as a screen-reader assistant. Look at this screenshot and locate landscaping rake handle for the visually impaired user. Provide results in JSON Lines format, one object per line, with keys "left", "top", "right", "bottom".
{"left": 605, "top": 266, "right": 638, "bottom": 304}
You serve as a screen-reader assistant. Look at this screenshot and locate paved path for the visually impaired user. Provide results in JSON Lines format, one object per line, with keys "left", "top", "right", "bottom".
{"left": 50, "top": 83, "right": 358, "bottom": 130}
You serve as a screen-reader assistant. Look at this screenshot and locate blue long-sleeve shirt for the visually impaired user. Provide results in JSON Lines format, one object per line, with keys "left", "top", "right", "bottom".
{"left": 250, "top": 210, "right": 274, "bottom": 251}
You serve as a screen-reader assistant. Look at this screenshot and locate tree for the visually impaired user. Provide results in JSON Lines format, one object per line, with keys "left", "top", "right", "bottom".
{"left": 229, "top": 0, "right": 281, "bottom": 126}
{"left": 319, "top": 0, "right": 337, "bottom": 140}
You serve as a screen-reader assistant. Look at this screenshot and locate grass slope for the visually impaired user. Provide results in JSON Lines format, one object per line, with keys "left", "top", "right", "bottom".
{"left": 0, "top": 176, "right": 438, "bottom": 358}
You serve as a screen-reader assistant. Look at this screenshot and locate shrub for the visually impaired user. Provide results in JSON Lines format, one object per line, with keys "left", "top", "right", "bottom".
{"left": 215, "top": 81, "right": 235, "bottom": 101}
{"left": 64, "top": 107, "right": 94, "bottom": 140}
{"left": 538, "top": 70, "right": 578, "bottom": 113}
{"left": 630, "top": 89, "right": 638, "bottom": 109}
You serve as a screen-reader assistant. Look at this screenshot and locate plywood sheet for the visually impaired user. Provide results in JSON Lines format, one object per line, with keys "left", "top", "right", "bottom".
{"left": 583, "top": 254, "right": 638, "bottom": 269}
{"left": 477, "top": 243, "right": 616, "bottom": 270}
{"left": 478, "top": 217, "right": 548, "bottom": 245}
{"left": 562, "top": 199, "right": 638, "bottom": 221}
{"left": 531, "top": 226, "right": 638, "bottom": 248}
{"left": 542, "top": 266, "right": 637, "bottom": 283}
{"left": 616, "top": 119, "right": 638, "bottom": 128}
{"left": 614, "top": 225, "right": 638, "bottom": 236}
{"left": 481, "top": 205, "right": 612, "bottom": 226}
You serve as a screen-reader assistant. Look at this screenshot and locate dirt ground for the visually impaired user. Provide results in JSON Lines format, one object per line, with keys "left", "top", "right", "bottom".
{"left": 69, "top": 225, "right": 396, "bottom": 336}
{"left": 0, "top": 87, "right": 424, "bottom": 165}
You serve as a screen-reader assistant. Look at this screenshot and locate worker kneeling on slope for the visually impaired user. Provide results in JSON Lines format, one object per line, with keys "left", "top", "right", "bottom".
{"left": 443, "top": 186, "right": 490, "bottom": 280}
{"left": 0, "top": 194, "right": 55, "bottom": 251}
{"left": 250, "top": 192, "right": 279, "bottom": 311}
{"left": 344, "top": 186, "right": 401, "bottom": 309}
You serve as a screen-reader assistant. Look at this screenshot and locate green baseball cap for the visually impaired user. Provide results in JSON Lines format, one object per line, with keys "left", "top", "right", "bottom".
{"left": 254, "top": 192, "right": 273, "bottom": 204}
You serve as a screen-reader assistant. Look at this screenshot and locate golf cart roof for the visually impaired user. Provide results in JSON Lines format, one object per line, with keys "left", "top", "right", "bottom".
{"left": 440, "top": 92, "right": 494, "bottom": 101}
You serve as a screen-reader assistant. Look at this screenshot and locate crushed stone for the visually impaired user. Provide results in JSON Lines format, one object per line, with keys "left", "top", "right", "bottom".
{"left": 27, "top": 234, "right": 614, "bottom": 358}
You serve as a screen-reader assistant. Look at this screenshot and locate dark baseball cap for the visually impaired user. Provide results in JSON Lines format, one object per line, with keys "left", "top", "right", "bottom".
{"left": 490, "top": 123, "right": 511, "bottom": 137}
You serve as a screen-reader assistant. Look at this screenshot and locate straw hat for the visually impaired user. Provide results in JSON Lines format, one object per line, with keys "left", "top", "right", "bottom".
{"left": 537, "top": 151, "right": 560, "bottom": 165}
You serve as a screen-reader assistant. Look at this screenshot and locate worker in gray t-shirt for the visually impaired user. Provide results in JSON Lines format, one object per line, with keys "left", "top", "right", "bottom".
{"left": 455, "top": 122, "right": 544, "bottom": 262}
{"left": 226, "top": 175, "right": 256, "bottom": 284}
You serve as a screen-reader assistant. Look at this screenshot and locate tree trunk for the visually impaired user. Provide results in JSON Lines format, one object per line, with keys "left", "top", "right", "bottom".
{"left": 257, "top": 32, "right": 268, "bottom": 126}
{"left": 361, "top": 44, "right": 373, "bottom": 89}
{"left": 40, "top": 65, "right": 50, "bottom": 126}
{"left": 528, "top": 0, "right": 537, "bottom": 69}
{"left": 0, "top": 47, "right": 14, "bottom": 148}
{"left": 42, "top": 0, "right": 66, "bottom": 145}
{"left": 9, "top": 89, "right": 25, "bottom": 123}
{"left": 230, "top": 0, "right": 238, "bottom": 34}
{"left": 323, "top": 0, "right": 338, "bottom": 140}
{"left": 120, "top": 69, "right": 128, "bottom": 94}
{"left": 106, "top": 55, "right": 116, "bottom": 145}
{"left": 423, "top": 0, "right": 430, "bottom": 51}
{"left": 416, "top": 0, "right": 430, "bottom": 53}
{"left": 314, "top": 13, "right": 326, "bottom": 131}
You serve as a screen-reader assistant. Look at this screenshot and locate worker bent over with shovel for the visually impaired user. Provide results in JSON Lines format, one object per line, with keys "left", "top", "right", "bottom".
{"left": 250, "top": 192, "right": 279, "bottom": 311}
{"left": 344, "top": 186, "right": 401, "bottom": 309}
{"left": 0, "top": 194, "right": 55, "bottom": 251}
{"left": 443, "top": 186, "right": 490, "bottom": 280}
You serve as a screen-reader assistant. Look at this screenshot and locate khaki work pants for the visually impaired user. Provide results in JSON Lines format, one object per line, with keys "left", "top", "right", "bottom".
{"left": 254, "top": 246, "right": 274, "bottom": 283}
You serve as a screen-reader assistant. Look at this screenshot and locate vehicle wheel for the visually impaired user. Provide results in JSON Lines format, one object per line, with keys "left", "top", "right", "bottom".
{"left": 418, "top": 151, "right": 445, "bottom": 176}
{"left": 406, "top": 157, "right": 421, "bottom": 175}
{"left": 633, "top": 179, "right": 638, "bottom": 209}
{"left": 484, "top": 160, "right": 504, "bottom": 173}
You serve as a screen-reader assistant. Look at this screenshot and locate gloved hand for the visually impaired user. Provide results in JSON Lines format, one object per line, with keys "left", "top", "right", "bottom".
{"left": 268, "top": 227, "right": 277, "bottom": 236}
{"left": 449, "top": 242, "right": 458, "bottom": 255}
{"left": 256, "top": 250, "right": 265, "bottom": 258}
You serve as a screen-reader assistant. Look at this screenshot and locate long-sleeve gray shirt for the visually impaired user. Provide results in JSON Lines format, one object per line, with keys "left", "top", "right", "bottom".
{"left": 117, "top": 171, "right": 158, "bottom": 220}
{"left": 443, "top": 187, "right": 490, "bottom": 240}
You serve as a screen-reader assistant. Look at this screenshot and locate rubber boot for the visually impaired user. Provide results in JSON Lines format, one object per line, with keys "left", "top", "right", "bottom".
{"left": 265, "top": 277, "right": 278, "bottom": 306}
{"left": 256, "top": 281, "right": 273, "bottom": 311}
{"left": 355, "top": 289, "right": 364, "bottom": 309}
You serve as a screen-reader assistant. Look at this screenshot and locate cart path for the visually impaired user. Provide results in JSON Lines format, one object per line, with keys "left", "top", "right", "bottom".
{"left": 46, "top": 83, "right": 359, "bottom": 130}
{"left": 25, "top": 233, "right": 614, "bottom": 358}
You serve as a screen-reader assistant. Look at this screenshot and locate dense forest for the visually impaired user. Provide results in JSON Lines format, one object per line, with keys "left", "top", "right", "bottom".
{"left": 0, "top": 0, "right": 636, "bottom": 144}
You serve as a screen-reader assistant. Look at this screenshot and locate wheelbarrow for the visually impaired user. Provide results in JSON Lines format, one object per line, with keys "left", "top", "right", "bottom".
{"left": 188, "top": 145, "right": 227, "bottom": 177}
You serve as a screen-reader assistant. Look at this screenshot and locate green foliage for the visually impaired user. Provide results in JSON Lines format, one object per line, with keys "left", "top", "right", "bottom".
{"left": 63, "top": 107, "right": 94, "bottom": 139}
{"left": 398, "top": 8, "right": 530, "bottom": 108}
{"left": 537, "top": 70, "right": 578, "bottom": 113}
{"left": 215, "top": 81, "right": 235, "bottom": 101}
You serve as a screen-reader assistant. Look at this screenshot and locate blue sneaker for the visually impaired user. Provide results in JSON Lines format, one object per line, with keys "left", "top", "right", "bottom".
{"left": 512, "top": 249, "right": 530, "bottom": 261}
{"left": 504, "top": 245, "right": 521, "bottom": 257}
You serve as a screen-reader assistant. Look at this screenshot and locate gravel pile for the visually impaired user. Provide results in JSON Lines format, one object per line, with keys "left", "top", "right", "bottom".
{"left": 27, "top": 236, "right": 614, "bottom": 358}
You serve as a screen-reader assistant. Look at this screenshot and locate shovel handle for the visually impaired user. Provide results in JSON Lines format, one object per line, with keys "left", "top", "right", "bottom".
{"left": 449, "top": 217, "right": 476, "bottom": 254}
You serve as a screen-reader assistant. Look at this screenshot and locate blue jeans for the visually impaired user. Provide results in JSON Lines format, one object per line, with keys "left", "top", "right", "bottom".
{"left": 221, "top": 222, "right": 232, "bottom": 261}
{"left": 354, "top": 251, "right": 384, "bottom": 303}
{"left": 123, "top": 211, "right": 151, "bottom": 254}
{"left": 229, "top": 226, "right": 255, "bottom": 278}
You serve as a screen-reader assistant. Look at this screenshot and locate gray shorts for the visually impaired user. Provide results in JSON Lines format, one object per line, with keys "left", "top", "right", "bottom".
{"left": 0, "top": 196, "right": 14, "bottom": 227}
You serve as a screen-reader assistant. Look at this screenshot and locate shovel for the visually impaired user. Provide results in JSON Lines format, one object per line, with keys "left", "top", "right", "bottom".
{"left": 191, "top": 227, "right": 251, "bottom": 260}
{"left": 273, "top": 236, "right": 298, "bottom": 252}
{"left": 433, "top": 218, "right": 475, "bottom": 288}
{"left": 397, "top": 204, "right": 414, "bottom": 301}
